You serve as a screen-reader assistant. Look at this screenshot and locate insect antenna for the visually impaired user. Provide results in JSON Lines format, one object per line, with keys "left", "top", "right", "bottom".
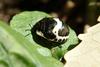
{"left": 25, "top": 24, "right": 32, "bottom": 37}
{"left": 25, "top": 33, "right": 31, "bottom": 37}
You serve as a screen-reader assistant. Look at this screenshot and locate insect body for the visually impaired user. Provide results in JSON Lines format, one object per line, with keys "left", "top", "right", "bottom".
{"left": 31, "top": 17, "right": 69, "bottom": 44}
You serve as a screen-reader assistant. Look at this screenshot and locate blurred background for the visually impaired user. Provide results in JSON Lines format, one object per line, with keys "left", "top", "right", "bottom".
{"left": 0, "top": 0, "right": 100, "bottom": 35}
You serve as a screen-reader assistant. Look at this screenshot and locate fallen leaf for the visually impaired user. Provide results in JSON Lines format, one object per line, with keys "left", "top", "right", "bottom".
{"left": 64, "top": 23, "right": 100, "bottom": 67}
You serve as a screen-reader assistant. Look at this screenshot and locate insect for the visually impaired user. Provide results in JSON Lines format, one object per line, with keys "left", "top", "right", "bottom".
{"left": 31, "top": 17, "right": 69, "bottom": 44}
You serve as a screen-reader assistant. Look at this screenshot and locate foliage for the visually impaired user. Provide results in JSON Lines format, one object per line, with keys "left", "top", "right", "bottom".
{"left": 10, "top": 11, "right": 79, "bottom": 60}
{"left": 0, "top": 21, "right": 63, "bottom": 67}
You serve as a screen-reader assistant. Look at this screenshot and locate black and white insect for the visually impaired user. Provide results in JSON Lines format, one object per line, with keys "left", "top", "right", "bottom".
{"left": 31, "top": 17, "right": 69, "bottom": 43}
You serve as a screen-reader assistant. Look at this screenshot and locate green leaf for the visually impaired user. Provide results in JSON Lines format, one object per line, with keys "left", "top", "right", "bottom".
{"left": 0, "top": 21, "right": 63, "bottom": 67}
{"left": 10, "top": 11, "right": 51, "bottom": 45}
{"left": 10, "top": 11, "right": 79, "bottom": 60}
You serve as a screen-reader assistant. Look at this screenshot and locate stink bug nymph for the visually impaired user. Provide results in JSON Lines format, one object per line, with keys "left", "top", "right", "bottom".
{"left": 31, "top": 17, "right": 69, "bottom": 44}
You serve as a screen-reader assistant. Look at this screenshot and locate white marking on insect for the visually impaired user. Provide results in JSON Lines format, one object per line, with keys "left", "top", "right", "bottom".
{"left": 36, "top": 30, "right": 44, "bottom": 37}
{"left": 52, "top": 18, "right": 69, "bottom": 41}
{"left": 36, "top": 30, "right": 55, "bottom": 41}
